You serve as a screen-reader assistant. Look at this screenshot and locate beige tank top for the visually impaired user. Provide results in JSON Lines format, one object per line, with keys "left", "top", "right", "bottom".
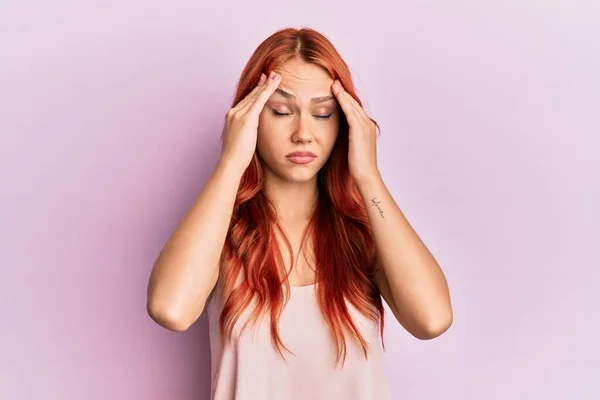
{"left": 207, "top": 280, "right": 392, "bottom": 400}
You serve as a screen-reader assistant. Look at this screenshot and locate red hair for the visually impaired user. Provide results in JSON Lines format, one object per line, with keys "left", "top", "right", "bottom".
{"left": 218, "top": 27, "right": 384, "bottom": 367}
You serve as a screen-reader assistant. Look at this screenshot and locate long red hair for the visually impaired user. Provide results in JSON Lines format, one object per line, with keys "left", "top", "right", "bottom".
{"left": 218, "top": 27, "right": 384, "bottom": 367}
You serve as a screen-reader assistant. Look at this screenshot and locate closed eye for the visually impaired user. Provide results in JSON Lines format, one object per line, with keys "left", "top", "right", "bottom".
{"left": 272, "top": 110, "right": 333, "bottom": 119}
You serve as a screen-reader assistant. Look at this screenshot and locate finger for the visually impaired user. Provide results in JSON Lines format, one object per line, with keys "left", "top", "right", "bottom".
{"left": 232, "top": 73, "right": 267, "bottom": 111}
{"left": 332, "top": 80, "right": 362, "bottom": 123}
{"left": 331, "top": 80, "right": 357, "bottom": 114}
{"left": 258, "top": 72, "right": 267, "bottom": 85}
{"left": 236, "top": 73, "right": 267, "bottom": 108}
{"left": 246, "top": 71, "right": 281, "bottom": 115}
{"left": 332, "top": 80, "right": 369, "bottom": 123}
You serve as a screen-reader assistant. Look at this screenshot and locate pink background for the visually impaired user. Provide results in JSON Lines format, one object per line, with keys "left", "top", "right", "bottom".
{"left": 1, "top": 1, "right": 599, "bottom": 399}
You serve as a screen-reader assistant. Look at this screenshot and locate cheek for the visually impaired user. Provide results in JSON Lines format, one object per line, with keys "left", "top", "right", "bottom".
{"left": 256, "top": 119, "right": 281, "bottom": 158}
{"left": 321, "top": 120, "right": 340, "bottom": 148}
{"left": 257, "top": 113, "right": 272, "bottom": 140}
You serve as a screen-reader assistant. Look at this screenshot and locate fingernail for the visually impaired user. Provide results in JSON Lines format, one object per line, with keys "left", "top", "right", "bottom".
{"left": 259, "top": 73, "right": 266, "bottom": 84}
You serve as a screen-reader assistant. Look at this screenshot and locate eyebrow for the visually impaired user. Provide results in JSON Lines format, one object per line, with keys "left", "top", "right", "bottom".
{"left": 274, "top": 88, "right": 335, "bottom": 104}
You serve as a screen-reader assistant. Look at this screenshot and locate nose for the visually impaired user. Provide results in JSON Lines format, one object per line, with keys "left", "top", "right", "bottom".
{"left": 291, "top": 113, "right": 313, "bottom": 143}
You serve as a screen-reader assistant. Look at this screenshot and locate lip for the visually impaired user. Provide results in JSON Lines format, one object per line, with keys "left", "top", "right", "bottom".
{"left": 286, "top": 151, "right": 317, "bottom": 165}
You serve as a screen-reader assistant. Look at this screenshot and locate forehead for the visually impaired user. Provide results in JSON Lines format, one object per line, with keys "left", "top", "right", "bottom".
{"left": 272, "top": 59, "right": 333, "bottom": 101}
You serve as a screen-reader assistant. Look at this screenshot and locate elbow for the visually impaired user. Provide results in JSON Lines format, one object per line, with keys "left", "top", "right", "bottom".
{"left": 146, "top": 298, "right": 195, "bottom": 332}
{"left": 413, "top": 309, "right": 454, "bottom": 340}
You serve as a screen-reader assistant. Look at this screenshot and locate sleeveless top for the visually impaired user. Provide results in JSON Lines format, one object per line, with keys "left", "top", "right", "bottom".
{"left": 206, "top": 280, "right": 392, "bottom": 400}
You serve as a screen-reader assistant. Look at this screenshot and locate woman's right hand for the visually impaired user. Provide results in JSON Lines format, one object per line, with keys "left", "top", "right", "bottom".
{"left": 220, "top": 71, "right": 281, "bottom": 174}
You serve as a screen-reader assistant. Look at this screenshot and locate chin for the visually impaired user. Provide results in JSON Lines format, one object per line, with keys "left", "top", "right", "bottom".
{"left": 270, "top": 165, "right": 319, "bottom": 183}
{"left": 284, "top": 169, "right": 318, "bottom": 183}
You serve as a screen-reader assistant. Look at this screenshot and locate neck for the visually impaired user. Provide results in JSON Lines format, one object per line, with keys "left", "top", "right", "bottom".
{"left": 263, "top": 173, "right": 319, "bottom": 227}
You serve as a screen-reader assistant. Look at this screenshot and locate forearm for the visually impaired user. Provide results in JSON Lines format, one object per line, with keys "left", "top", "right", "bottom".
{"left": 356, "top": 172, "right": 452, "bottom": 336}
{"left": 147, "top": 158, "right": 243, "bottom": 331}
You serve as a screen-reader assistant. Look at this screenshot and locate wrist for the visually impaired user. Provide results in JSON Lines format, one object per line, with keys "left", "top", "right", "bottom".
{"left": 354, "top": 169, "right": 382, "bottom": 190}
{"left": 216, "top": 156, "right": 247, "bottom": 182}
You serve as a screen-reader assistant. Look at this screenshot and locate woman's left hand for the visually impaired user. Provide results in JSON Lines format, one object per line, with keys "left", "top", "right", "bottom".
{"left": 331, "top": 79, "right": 380, "bottom": 185}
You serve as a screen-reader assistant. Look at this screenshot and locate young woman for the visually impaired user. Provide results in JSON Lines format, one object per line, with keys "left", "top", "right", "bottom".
{"left": 147, "top": 27, "right": 453, "bottom": 399}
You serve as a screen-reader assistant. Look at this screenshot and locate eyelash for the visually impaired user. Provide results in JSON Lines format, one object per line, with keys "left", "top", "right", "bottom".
{"left": 272, "top": 110, "right": 333, "bottom": 119}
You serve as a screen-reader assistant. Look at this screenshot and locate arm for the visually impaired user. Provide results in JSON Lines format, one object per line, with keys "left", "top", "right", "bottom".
{"left": 357, "top": 173, "right": 453, "bottom": 340}
{"left": 330, "top": 78, "right": 452, "bottom": 340}
{"left": 147, "top": 71, "right": 281, "bottom": 332}
{"left": 146, "top": 159, "right": 242, "bottom": 331}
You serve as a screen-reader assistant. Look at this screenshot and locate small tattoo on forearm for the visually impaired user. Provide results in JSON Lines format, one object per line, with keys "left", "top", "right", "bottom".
{"left": 371, "top": 197, "right": 385, "bottom": 219}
